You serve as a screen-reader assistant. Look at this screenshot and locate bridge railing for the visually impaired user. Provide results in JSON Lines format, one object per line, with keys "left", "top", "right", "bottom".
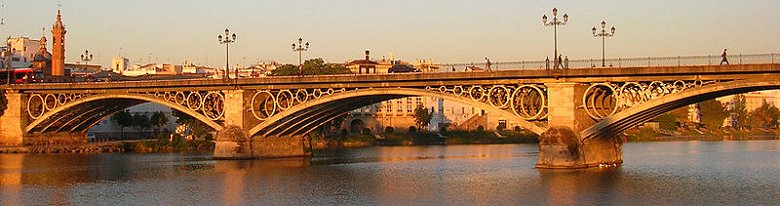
{"left": 439, "top": 53, "right": 780, "bottom": 71}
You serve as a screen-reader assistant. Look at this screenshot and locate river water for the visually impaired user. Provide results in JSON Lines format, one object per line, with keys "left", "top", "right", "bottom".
{"left": 1, "top": 140, "right": 778, "bottom": 205}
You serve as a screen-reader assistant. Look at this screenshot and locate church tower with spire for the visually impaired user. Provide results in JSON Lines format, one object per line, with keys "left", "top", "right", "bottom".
{"left": 51, "top": 9, "right": 66, "bottom": 76}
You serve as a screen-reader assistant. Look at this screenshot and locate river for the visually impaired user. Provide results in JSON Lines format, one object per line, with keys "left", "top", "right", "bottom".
{"left": 1, "top": 140, "right": 778, "bottom": 205}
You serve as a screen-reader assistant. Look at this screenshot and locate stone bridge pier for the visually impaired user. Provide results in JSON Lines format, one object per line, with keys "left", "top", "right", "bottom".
{"left": 536, "top": 83, "right": 622, "bottom": 169}
{"left": 213, "top": 90, "right": 309, "bottom": 159}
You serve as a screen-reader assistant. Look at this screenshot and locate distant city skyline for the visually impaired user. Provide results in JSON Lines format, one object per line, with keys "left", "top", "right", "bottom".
{"left": 1, "top": 0, "right": 778, "bottom": 68}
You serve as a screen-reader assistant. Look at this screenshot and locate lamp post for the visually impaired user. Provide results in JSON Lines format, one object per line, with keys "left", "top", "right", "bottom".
{"left": 80, "top": 50, "right": 93, "bottom": 65}
{"left": 218, "top": 28, "right": 236, "bottom": 80}
{"left": 592, "top": 21, "right": 615, "bottom": 67}
{"left": 542, "top": 8, "right": 568, "bottom": 69}
{"left": 291, "top": 37, "right": 309, "bottom": 76}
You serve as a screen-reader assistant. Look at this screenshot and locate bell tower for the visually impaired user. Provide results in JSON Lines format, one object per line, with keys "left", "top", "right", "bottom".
{"left": 51, "top": 9, "right": 66, "bottom": 76}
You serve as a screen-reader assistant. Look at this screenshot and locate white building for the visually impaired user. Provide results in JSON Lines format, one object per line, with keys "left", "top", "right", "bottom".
{"left": 7, "top": 37, "right": 42, "bottom": 68}
{"left": 111, "top": 57, "right": 130, "bottom": 74}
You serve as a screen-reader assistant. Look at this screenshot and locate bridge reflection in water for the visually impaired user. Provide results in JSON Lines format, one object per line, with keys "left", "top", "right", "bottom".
{"left": 2, "top": 56, "right": 780, "bottom": 168}
{"left": 1, "top": 142, "right": 778, "bottom": 205}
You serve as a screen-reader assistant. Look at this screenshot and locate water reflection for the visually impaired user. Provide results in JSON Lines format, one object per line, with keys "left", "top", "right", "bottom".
{"left": 0, "top": 142, "right": 778, "bottom": 205}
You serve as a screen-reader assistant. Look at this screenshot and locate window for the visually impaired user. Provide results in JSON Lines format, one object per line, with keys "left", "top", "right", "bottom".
{"left": 396, "top": 105, "right": 403, "bottom": 113}
{"left": 407, "top": 105, "right": 412, "bottom": 113}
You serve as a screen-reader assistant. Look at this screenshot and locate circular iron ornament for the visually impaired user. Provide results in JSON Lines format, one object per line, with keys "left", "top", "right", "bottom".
{"left": 469, "top": 86, "right": 485, "bottom": 101}
{"left": 295, "top": 89, "right": 309, "bottom": 103}
{"left": 27, "top": 94, "right": 45, "bottom": 119}
{"left": 312, "top": 89, "right": 323, "bottom": 99}
{"left": 251, "top": 91, "right": 277, "bottom": 121}
{"left": 201, "top": 92, "right": 225, "bottom": 120}
{"left": 186, "top": 92, "right": 203, "bottom": 110}
{"left": 438, "top": 86, "right": 448, "bottom": 93}
{"left": 339, "top": 88, "right": 347, "bottom": 93}
{"left": 67, "top": 93, "right": 76, "bottom": 102}
{"left": 174, "top": 92, "right": 186, "bottom": 105}
{"left": 453, "top": 86, "right": 464, "bottom": 96}
{"left": 646, "top": 81, "right": 670, "bottom": 98}
{"left": 276, "top": 90, "right": 295, "bottom": 110}
{"left": 618, "top": 82, "right": 647, "bottom": 109}
{"left": 488, "top": 86, "right": 511, "bottom": 109}
{"left": 425, "top": 86, "right": 433, "bottom": 91}
{"left": 163, "top": 92, "right": 173, "bottom": 102}
{"left": 44, "top": 94, "right": 58, "bottom": 111}
{"left": 693, "top": 80, "right": 704, "bottom": 87}
{"left": 510, "top": 85, "right": 548, "bottom": 120}
{"left": 325, "top": 88, "right": 335, "bottom": 95}
{"left": 672, "top": 80, "right": 687, "bottom": 92}
{"left": 583, "top": 83, "right": 618, "bottom": 120}
{"left": 57, "top": 93, "right": 68, "bottom": 106}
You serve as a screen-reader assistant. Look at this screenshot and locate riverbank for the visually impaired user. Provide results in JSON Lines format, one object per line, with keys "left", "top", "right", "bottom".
{"left": 624, "top": 127, "right": 780, "bottom": 142}
{"left": 0, "top": 137, "right": 214, "bottom": 154}
{"left": 313, "top": 130, "right": 540, "bottom": 149}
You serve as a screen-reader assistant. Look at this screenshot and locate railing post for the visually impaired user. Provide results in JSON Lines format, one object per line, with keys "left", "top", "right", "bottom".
{"left": 708, "top": 55, "right": 712, "bottom": 65}
{"left": 618, "top": 58, "right": 622, "bottom": 68}
{"left": 739, "top": 54, "right": 742, "bottom": 65}
{"left": 648, "top": 57, "right": 651, "bottom": 67}
{"left": 678, "top": 56, "right": 681, "bottom": 67}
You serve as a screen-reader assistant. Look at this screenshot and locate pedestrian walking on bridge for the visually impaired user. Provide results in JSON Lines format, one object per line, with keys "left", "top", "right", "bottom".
{"left": 720, "top": 49, "right": 729, "bottom": 65}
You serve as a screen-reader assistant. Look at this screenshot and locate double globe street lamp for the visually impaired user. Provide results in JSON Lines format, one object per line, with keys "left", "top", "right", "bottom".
{"left": 291, "top": 37, "right": 309, "bottom": 76}
{"left": 592, "top": 21, "right": 616, "bottom": 67}
{"left": 80, "top": 50, "right": 93, "bottom": 65}
{"left": 542, "top": 8, "right": 568, "bottom": 69}
{"left": 218, "top": 28, "right": 237, "bottom": 80}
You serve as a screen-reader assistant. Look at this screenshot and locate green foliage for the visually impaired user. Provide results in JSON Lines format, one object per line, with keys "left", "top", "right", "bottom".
{"left": 699, "top": 99, "right": 728, "bottom": 129}
{"left": 270, "top": 58, "right": 352, "bottom": 76}
{"left": 748, "top": 100, "right": 780, "bottom": 129}
{"left": 171, "top": 110, "right": 214, "bottom": 139}
{"left": 413, "top": 105, "right": 433, "bottom": 128}
{"left": 112, "top": 110, "right": 133, "bottom": 128}
{"left": 150, "top": 111, "right": 168, "bottom": 131}
{"left": 408, "top": 126, "right": 417, "bottom": 133}
{"left": 653, "top": 113, "right": 678, "bottom": 130}
{"left": 132, "top": 113, "right": 151, "bottom": 130}
{"left": 731, "top": 94, "right": 748, "bottom": 129}
{"left": 0, "top": 91, "right": 6, "bottom": 117}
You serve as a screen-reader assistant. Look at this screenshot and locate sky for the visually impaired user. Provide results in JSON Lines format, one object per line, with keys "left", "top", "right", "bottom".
{"left": 1, "top": 0, "right": 779, "bottom": 68}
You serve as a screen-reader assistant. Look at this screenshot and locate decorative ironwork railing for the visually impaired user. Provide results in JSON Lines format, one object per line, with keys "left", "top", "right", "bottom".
{"left": 440, "top": 53, "right": 780, "bottom": 71}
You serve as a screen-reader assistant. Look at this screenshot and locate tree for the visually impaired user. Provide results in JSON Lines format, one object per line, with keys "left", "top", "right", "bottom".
{"left": 132, "top": 113, "right": 151, "bottom": 137}
{"left": 0, "top": 92, "right": 7, "bottom": 117}
{"left": 171, "top": 110, "right": 214, "bottom": 139}
{"left": 699, "top": 99, "right": 728, "bottom": 129}
{"left": 150, "top": 111, "right": 169, "bottom": 135}
{"left": 748, "top": 100, "right": 780, "bottom": 129}
{"left": 413, "top": 106, "right": 433, "bottom": 129}
{"left": 731, "top": 94, "right": 748, "bottom": 129}
{"left": 653, "top": 113, "right": 678, "bottom": 131}
{"left": 111, "top": 110, "right": 134, "bottom": 138}
{"left": 270, "top": 58, "right": 352, "bottom": 76}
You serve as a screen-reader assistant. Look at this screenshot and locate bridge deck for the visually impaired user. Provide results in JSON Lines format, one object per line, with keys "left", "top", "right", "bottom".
{"left": 2, "top": 64, "right": 779, "bottom": 92}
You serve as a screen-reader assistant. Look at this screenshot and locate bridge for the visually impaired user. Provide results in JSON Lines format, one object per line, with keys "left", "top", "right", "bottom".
{"left": 2, "top": 54, "right": 779, "bottom": 168}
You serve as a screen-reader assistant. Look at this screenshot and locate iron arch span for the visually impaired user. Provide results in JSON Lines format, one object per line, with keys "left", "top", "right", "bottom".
{"left": 582, "top": 79, "right": 780, "bottom": 140}
{"left": 24, "top": 93, "right": 224, "bottom": 134}
{"left": 248, "top": 88, "right": 548, "bottom": 138}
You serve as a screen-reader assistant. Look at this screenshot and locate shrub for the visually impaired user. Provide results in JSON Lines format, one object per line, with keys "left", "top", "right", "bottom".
{"left": 384, "top": 126, "right": 394, "bottom": 134}
{"left": 476, "top": 125, "right": 484, "bottom": 132}
{"left": 408, "top": 126, "right": 417, "bottom": 133}
{"left": 362, "top": 128, "right": 371, "bottom": 135}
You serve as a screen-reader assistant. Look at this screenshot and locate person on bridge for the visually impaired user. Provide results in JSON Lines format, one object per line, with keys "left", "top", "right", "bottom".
{"left": 720, "top": 49, "right": 729, "bottom": 65}
{"left": 485, "top": 57, "right": 492, "bottom": 71}
{"left": 557, "top": 54, "right": 563, "bottom": 69}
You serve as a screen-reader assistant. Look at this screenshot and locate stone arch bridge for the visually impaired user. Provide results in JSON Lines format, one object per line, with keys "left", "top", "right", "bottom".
{"left": 2, "top": 63, "right": 780, "bottom": 168}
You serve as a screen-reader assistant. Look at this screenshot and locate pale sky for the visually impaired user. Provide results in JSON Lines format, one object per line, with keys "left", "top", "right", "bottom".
{"left": 2, "top": 0, "right": 778, "bottom": 68}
